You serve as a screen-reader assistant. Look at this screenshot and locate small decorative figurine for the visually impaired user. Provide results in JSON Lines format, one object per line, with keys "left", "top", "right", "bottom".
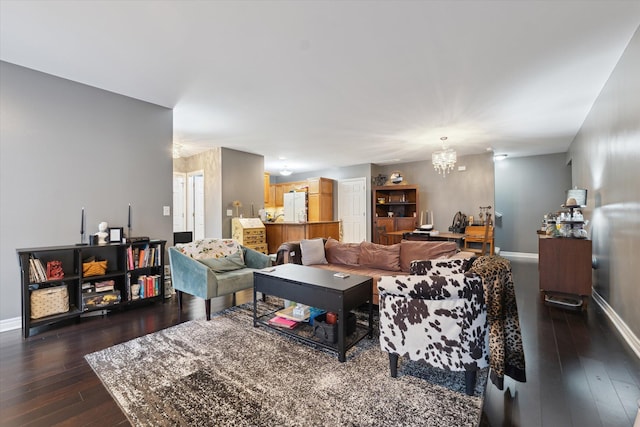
{"left": 96, "top": 222, "right": 109, "bottom": 244}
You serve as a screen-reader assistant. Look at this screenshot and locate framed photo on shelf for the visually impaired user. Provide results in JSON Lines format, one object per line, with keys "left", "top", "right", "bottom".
{"left": 108, "top": 227, "right": 124, "bottom": 243}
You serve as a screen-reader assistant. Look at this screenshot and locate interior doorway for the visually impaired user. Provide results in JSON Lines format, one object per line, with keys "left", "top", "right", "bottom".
{"left": 173, "top": 173, "right": 187, "bottom": 232}
{"left": 338, "top": 177, "right": 367, "bottom": 243}
{"left": 186, "top": 171, "right": 205, "bottom": 240}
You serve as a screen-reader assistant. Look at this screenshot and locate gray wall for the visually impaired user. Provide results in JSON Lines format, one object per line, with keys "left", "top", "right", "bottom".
{"left": 568, "top": 28, "right": 640, "bottom": 338}
{"left": 220, "top": 148, "right": 265, "bottom": 238}
{"left": 495, "top": 153, "right": 571, "bottom": 253}
{"left": 174, "top": 147, "right": 265, "bottom": 239}
{"left": 374, "top": 153, "right": 495, "bottom": 233}
{"left": 0, "top": 61, "right": 173, "bottom": 322}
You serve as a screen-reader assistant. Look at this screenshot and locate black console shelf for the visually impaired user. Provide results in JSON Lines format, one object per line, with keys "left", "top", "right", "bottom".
{"left": 17, "top": 239, "right": 166, "bottom": 338}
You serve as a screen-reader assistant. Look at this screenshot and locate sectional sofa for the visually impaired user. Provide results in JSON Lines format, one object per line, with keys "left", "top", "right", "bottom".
{"left": 275, "top": 237, "right": 474, "bottom": 304}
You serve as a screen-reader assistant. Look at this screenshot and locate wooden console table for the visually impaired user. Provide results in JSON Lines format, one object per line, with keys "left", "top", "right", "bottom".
{"left": 538, "top": 235, "right": 592, "bottom": 308}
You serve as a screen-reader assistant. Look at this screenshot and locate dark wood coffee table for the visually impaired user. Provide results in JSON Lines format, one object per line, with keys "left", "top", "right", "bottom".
{"left": 253, "top": 263, "right": 373, "bottom": 362}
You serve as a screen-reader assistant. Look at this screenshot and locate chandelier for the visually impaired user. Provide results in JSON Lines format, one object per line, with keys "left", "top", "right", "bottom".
{"left": 432, "top": 136, "right": 456, "bottom": 176}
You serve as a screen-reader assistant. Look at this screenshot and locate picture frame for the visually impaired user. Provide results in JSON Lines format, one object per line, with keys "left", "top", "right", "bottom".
{"left": 108, "top": 227, "right": 124, "bottom": 243}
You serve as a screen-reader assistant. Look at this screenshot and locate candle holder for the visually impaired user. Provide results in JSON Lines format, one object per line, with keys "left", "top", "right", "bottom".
{"left": 76, "top": 207, "right": 88, "bottom": 246}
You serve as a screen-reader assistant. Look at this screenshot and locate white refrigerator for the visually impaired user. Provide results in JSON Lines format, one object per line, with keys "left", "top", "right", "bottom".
{"left": 284, "top": 192, "right": 307, "bottom": 222}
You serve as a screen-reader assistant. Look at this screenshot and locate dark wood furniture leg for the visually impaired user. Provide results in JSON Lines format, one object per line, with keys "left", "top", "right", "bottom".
{"left": 465, "top": 370, "right": 477, "bottom": 395}
{"left": 177, "top": 290, "right": 183, "bottom": 309}
{"left": 389, "top": 353, "right": 399, "bottom": 377}
{"left": 205, "top": 299, "right": 211, "bottom": 320}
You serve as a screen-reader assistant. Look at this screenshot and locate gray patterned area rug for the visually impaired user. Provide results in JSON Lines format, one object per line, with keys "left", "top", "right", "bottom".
{"left": 85, "top": 302, "right": 487, "bottom": 427}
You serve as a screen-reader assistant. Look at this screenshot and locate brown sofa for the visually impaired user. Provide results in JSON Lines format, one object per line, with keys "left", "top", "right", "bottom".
{"left": 275, "top": 237, "right": 474, "bottom": 304}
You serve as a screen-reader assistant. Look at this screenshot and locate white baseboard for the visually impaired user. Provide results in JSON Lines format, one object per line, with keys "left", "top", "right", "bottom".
{"left": 500, "top": 251, "right": 538, "bottom": 261}
{"left": 0, "top": 316, "right": 21, "bottom": 333}
{"left": 592, "top": 290, "right": 640, "bottom": 360}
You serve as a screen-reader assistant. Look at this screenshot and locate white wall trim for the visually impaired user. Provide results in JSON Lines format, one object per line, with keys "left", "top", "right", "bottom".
{"left": 501, "top": 251, "right": 538, "bottom": 261}
{"left": 0, "top": 316, "right": 21, "bottom": 333}
{"left": 592, "top": 290, "right": 640, "bottom": 360}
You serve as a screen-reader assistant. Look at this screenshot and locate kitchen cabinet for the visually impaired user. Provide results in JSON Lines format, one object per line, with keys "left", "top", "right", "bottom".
{"left": 264, "top": 221, "right": 340, "bottom": 254}
{"left": 270, "top": 177, "right": 334, "bottom": 222}
{"left": 307, "top": 177, "right": 334, "bottom": 221}
{"left": 264, "top": 173, "right": 271, "bottom": 206}
{"left": 275, "top": 184, "right": 284, "bottom": 207}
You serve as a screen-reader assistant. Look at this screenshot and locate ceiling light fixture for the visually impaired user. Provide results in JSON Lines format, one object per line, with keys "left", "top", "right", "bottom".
{"left": 494, "top": 154, "right": 508, "bottom": 161}
{"left": 280, "top": 166, "right": 292, "bottom": 176}
{"left": 432, "top": 136, "right": 457, "bottom": 176}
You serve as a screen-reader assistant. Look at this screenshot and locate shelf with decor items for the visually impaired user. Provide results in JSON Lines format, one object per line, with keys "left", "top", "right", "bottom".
{"left": 538, "top": 203, "right": 591, "bottom": 310}
{"left": 17, "top": 239, "right": 166, "bottom": 338}
{"left": 372, "top": 185, "right": 419, "bottom": 244}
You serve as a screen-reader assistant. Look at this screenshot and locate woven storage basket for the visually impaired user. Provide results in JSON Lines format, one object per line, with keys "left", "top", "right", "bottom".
{"left": 31, "top": 285, "right": 69, "bottom": 319}
{"left": 82, "top": 260, "right": 107, "bottom": 277}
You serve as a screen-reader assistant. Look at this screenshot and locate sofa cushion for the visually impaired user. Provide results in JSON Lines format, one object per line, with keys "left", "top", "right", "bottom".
{"left": 399, "top": 240, "right": 458, "bottom": 272}
{"left": 198, "top": 251, "right": 246, "bottom": 273}
{"left": 324, "top": 237, "right": 360, "bottom": 265}
{"left": 359, "top": 241, "right": 401, "bottom": 272}
{"left": 300, "top": 238, "right": 328, "bottom": 266}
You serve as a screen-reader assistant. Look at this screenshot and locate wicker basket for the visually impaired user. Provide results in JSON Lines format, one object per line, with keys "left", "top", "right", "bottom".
{"left": 82, "top": 260, "right": 107, "bottom": 277}
{"left": 31, "top": 285, "right": 69, "bottom": 319}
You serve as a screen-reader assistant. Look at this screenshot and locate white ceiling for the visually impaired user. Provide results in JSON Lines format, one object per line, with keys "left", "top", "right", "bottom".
{"left": 1, "top": 1, "right": 639, "bottom": 175}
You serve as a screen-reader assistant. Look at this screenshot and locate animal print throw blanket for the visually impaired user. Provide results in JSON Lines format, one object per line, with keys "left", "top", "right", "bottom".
{"left": 470, "top": 256, "right": 527, "bottom": 389}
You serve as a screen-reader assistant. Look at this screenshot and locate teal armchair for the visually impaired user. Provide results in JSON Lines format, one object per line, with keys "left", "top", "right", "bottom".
{"left": 168, "top": 242, "right": 271, "bottom": 319}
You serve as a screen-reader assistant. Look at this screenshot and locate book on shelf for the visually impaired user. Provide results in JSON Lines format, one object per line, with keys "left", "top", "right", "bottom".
{"left": 29, "top": 256, "right": 47, "bottom": 283}
{"left": 126, "top": 272, "right": 131, "bottom": 300}
{"left": 126, "top": 243, "right": 161, "bottom": 269}
{"left": 127, "top": 246, "right": 134, "bottom": 270}
{"left": 268, "top": 316, "right": 299, "bottom": 329}
{"left": 138, "top": 248, "right": 145, "bottom": 269}
{"left": 136, "top": 274, "right": 161, "bottom": 298}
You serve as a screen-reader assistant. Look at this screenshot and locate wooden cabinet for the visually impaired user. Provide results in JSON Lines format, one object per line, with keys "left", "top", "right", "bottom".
{"left": 372, "top": 185, "right": 419, "bottom": 244}
{"left": 264, "top": 173, "right": 271, "bottom": 206}
{"left": 274, "top": 184, "right": 284, "bottom": 207}
{"left": 538, "top": 236, "right": 592, "bottom": 307}
{"left": 307, "top": 177, "right": 334, "bottom": 221}
{"left": 308, "top": 193, "right": 333, "bottom": 222}
{"left": 17, "top": 240, "right": 166, "bottom": 338}
{"left": 232, "top": 218, "right": 268, "bottom": 254}
{"left": 269, "top": 177, "right": 334, "bottom": 221}
{"left": 306, "top": 221, "right": 340, "bottom": 241}
{"left": 264, "top": 221, "right": 340, "bottom": 254}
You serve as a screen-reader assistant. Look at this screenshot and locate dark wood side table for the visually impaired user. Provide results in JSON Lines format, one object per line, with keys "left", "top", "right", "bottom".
{"left": 538, "top": 235, "right": 592, "bottom": 309}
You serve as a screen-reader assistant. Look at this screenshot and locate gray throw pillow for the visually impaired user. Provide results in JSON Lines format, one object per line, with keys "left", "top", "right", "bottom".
{"left": 300, "top": 238, "right": 328, "bottom": 266}
{"left": 198, "top": 251, "right": 245, "bottom": 273}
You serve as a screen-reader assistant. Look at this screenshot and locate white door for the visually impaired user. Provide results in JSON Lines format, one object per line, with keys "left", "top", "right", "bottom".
{"left": 338, "top": 177, "right": 367, "bottom": 243}
{"left": 172, "top": 173, "right": 186, "bottom": 232}
{"left": 187, "top": 170, "right": 205, "bottom": 240}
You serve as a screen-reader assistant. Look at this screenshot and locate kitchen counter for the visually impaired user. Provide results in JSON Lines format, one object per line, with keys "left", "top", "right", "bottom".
{"left": 264, "top": 221, "right": 340, "bottom": 254}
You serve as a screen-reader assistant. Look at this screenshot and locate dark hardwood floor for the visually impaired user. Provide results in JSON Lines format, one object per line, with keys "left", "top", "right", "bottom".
{"left": 1, "top": 259, "right": 638, "bottom": 426}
